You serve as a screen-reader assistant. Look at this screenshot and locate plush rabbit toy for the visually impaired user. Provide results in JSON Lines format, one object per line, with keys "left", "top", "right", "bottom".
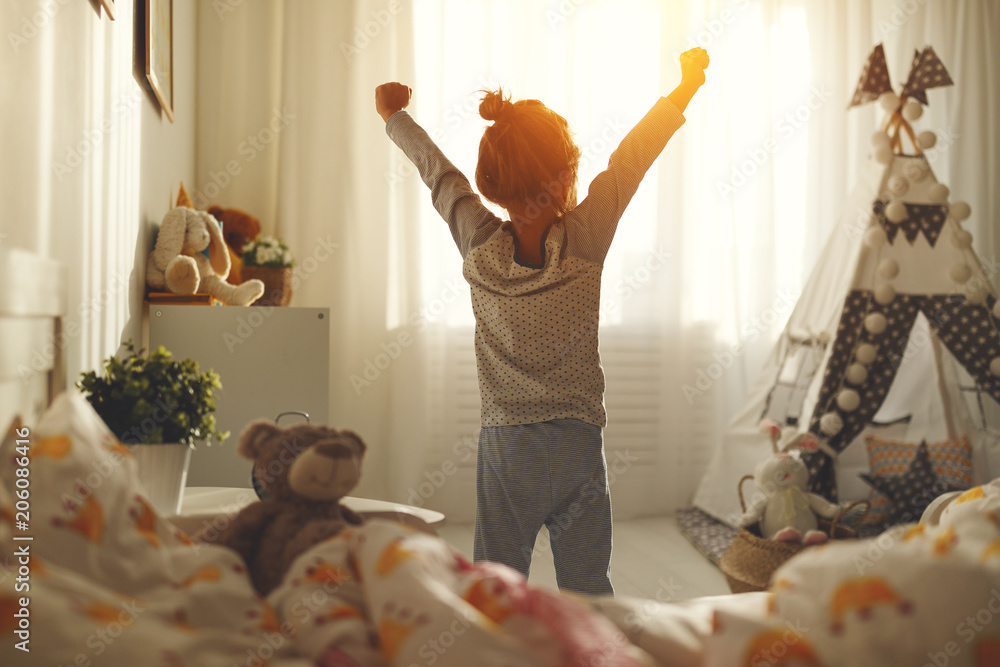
{"left": 740, "top": 421, "right": 841, "bottom": 545}
{"left": 146, "top": 206, "right": 265, "bottom": 306}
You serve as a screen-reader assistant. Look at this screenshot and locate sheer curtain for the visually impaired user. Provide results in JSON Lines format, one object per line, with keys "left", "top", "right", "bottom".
{"left": 197, "top": 0, "right": 1000, "bottom": 517}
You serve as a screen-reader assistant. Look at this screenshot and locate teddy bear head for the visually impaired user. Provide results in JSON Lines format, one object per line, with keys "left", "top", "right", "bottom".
{"left": 208, "top": 206, "right": 262, "bottom": 255}
{"left": 237, "top": 421, "right": 366, "bottom": 502}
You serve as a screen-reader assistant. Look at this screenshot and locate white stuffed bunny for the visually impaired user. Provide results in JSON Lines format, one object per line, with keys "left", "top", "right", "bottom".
{"left": 146, "top": 207, "right": 265, "bottom": 307}
{"left": 740, "top": 421, "right": 841, "bottom": 545}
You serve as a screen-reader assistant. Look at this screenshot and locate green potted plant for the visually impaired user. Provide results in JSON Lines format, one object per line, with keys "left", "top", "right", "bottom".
{"left": 240, "top": 235, "right": 295, "bottom": 307}
{"left": 77, "top": 340, "right": 228, "bottom": 514}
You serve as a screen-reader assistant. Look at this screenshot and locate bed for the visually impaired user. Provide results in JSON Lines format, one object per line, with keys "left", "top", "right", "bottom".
{"left": 2, "top": 248, "right": 999, "bottom": 667}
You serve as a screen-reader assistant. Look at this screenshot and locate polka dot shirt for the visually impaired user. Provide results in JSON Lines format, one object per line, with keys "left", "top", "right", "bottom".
{"left": 386, "top": 98, "right": 686, "bottom": 427}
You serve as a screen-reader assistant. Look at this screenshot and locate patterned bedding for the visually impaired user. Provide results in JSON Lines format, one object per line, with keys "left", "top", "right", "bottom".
{"left": 2, "top": 392, "right": 999, "bottom": 666}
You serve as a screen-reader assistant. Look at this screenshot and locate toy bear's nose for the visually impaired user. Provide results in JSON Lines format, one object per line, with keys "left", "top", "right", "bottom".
{"left": 314, "top": 441, "right": 355, "bottom": 459}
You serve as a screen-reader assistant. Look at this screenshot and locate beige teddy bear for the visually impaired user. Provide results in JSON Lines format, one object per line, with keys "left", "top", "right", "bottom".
{"left": 145, "top": 206, "right": 265, "bottom": 306}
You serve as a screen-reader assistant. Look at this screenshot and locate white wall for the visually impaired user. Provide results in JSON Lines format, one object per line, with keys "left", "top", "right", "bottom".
{"left": 0, "top": 0, "right": 197, "bottom": 383}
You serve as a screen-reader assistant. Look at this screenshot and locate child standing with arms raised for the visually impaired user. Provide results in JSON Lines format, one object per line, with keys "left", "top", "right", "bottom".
{"left": 377, "top": 48, "right": 708, "bottom": 595}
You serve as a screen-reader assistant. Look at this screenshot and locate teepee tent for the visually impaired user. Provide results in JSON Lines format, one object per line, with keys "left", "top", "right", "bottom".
{"left": 693, "top": 44, "right": 1000, "bottom": 525}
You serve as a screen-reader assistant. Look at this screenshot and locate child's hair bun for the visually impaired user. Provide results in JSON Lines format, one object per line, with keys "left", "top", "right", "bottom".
{"left": 479, "top": 88, "right": 513, "bottom": 122}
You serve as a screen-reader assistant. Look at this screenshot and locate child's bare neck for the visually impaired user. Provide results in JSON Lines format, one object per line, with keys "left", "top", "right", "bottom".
{"left": 509, "top": 209, "right": 558, "bottom": 265}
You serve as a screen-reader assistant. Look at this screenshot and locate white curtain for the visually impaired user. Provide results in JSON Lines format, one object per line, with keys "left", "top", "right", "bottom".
{"left": 197, "top": 0, "right": 1000, "bottom": 517}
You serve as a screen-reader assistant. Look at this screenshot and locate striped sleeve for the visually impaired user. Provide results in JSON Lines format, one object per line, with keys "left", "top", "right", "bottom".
{"left": 385, "top": 111, "right": 503, "bottom": 257}
{"left": 567, "top": 97, "right": 686, "bottom": 262}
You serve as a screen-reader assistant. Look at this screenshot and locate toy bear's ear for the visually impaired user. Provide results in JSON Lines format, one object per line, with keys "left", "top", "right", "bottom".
{"left": 238, "top": 421, "right": 283, "bottom": 460}
{"left": 339, "top": 430, "right": 367, "bottom": 458}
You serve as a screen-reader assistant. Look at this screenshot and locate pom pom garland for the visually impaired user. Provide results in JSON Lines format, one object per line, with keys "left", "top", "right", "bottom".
{"left": 951, "top": 229, "right": 973, "bottom": 249}
{"left": 856, "top": 344, "right": 878, "bottom": 364}
{"left": 865, "top": 312, "right": 888, "bottom": 335}
{"left": 879, "top": 92, "right": 900, "bottom": 112}
{"left": 874, "top": 283, "right": 896, "bottom": 305}
{"left": 966, "top": 290, "right": 987, "bottom": 306}
{"left": 864, "top": 227, "right": 888, "bottom": 248}
{"left": 846, "top": 363, "right": 869, "bottom": 385}
{"left": 949, "top": 201, "right": 971, "bottom": 221}
{"left": 837, "top": 389, "right": 861, "bottom": 412}
{"left": 874, "top": 145, "right": 894, "bottom": 164}
{"left": 902, "top": 101, "right": 923, "bottom": 121}
{"left": 917, "top": 131, "right": 937, "bottom": 150}
{"left": 885, "top": 200, "right": 908, "bottom": 222}
{"left": 950, "top": 264, "right": 972, "bottom": 284}
{"left": 927, "top": 183, "right": 950, "bottom": 203}
{"left": 820, "top": 412, "right": 844, "bottom": 436}
{"left": 878, "top": 259, "right": 900, "bottom": 280}
{"left": 871, "top": 131, "right": 891, "bottom": 148}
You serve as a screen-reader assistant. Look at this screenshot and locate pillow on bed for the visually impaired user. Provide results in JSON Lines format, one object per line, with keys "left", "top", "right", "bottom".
{"left": 860, "top": 435, "right": 973, "bottom": 532}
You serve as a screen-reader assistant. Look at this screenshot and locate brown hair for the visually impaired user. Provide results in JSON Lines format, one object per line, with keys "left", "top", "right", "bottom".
{"left": 475, "top": 89, "right": 581, "bottom": 218}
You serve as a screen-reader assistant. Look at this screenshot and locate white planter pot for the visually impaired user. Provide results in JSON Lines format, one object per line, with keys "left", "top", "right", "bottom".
{"left": 126, "top": 443, "right": 193, "bottom": 516}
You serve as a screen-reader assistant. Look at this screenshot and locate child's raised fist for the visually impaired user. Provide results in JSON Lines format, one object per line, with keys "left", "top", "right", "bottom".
{"left": 679, "top": 48, "right": 710, "bottom": 87}
{"left": 375, "top": 82, "right": 412, "bottom": 123}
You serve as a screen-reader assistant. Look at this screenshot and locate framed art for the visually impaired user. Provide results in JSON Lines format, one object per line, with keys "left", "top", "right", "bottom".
{"left": 146, "top": 0, "right": 174, "bottom": 122}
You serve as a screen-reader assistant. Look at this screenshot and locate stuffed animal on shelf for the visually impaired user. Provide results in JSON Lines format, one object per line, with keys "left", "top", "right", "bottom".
{"left": 198, "top": 420, "right": 367, "bottom": 595}
{"left": 740, "top": 421, "right": 841, "bottom": 545}
{"left": 145, "top": 206, "right": 265, "bottom": 306}
{"left": 207, "top": 205, "right": 261, "bottom": 285}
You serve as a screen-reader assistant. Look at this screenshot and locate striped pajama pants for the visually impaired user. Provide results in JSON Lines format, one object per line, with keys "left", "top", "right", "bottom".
{"left": 473, "top": 418, "right": 614, "bottom": 596}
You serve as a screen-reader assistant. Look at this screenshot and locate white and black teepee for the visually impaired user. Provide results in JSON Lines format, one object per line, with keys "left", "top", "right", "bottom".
{"left": 694, "top": 44, "right": 1000, "bottom": 524}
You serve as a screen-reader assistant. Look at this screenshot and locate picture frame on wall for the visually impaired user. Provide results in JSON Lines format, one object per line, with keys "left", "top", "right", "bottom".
{"left": 99, "top": 0, "right": 116, "bottom": 20}
{"left": 146, "top": 0, "right": 174, "bottom": 122}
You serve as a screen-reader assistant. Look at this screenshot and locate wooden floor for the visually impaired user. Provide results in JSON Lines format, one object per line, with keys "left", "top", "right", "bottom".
{"left": 437, "top": 513, "right": 731, "bottom": 600}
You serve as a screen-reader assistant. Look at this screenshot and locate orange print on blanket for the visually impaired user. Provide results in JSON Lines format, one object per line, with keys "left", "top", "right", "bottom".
{"left": 304, "top": 560, "right": 352, "bottom": 586}
{"left": 53, "top": 495, "right": 104, "bottom": 543}
{"left": 318, "top": 604, "right": 364, "bottom": 624}
{"left": 30, "top": 435, "right": 72, "bottom": 460}
{"left": 903, "top": 524, "right": 925, "bottom": 542}
{"left": 81, "top": 600, "right": 123, "bottom": 624}
{"left": 376, "top": 539, "right": 418, "bottom": 576}
{"left": 829, "top": 577, "right": 913, "bottom": 634}
{"left": 933, "top": 526, "right": 958, "bottom": 557}
{"left": 463, "top": 578, "right": 516, "bottom": 625}
{"left": 105, "top": 440, "right": 133, "bottom": 458}
{"left": 742, "top": 628, "right": 823, "bottom": 667}
{"left": 377, "top": 602, "right": 431, "bottom": 662}
{"left": 178, "top": 565, "right": 223, "bottom": 589}
{"left": 981, "top": 538, "right": 1000, "bottom": 563}
{"left": 131, "top": 496, "right": 161, "bottom": 547}
{"left": 955, "top": 486, "right": 986, "bottom": 505}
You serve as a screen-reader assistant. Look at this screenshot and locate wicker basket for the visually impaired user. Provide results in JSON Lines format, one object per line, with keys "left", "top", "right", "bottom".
{"left": 241, "top": 265, "right": 293, "bottom": 307}
{"left": 719, "top": 475, "right": 869, "bottom": 593}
